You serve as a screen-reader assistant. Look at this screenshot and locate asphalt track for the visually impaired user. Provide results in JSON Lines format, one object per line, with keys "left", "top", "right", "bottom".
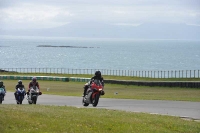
{"left": 3, "top": 92, "right": 200, "bottom": 120}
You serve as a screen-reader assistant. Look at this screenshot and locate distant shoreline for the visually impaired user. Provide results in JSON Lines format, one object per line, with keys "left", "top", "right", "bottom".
{"left": 37, "top": 45, "right": 99, "bottom": 48}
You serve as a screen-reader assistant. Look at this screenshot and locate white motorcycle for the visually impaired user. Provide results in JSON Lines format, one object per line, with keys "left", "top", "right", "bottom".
{"left": 27, "top": 86, "right": 42, "bottom": 104}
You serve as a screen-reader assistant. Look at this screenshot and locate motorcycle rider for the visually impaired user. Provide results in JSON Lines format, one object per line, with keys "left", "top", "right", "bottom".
{"left": 0, "top": 81, "right": 6, "bottom": 100}
{"left": 14, "top": 80, "right": 26, "bottom": 100}
{"left": 27, "top": 77, "right": 41, "bottom": 95}
{"left": 83, "top": 70, "right": 105, "bottom": 96}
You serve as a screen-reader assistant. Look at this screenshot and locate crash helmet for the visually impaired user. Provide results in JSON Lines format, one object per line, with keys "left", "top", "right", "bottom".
{"left": 18, "top": 80, "right": 22, "bottom": 85}
{"left": 0, "top": 81, "right": 3, "bottom": 86}
{"left": 32, "top": 77, "right": 37, "bottom": 82}
{"left": 95, "top": 71, "right": 101, "bottom": 77}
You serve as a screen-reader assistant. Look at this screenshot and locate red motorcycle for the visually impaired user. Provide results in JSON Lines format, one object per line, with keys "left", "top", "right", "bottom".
{"left": 82, "top": 79, "right": 104, "bottom": 107}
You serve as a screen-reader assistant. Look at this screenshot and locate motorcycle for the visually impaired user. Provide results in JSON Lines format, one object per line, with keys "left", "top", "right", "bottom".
{"left": 16, "top": 87, "right": 26, "bottom": 104}
{"left": 82, "top": 79, "right": 104, "bottom": 107}
{"left": 0, "top": 87, "right": 5, "bottom": 104}
{"left": 27, "top": 86, "right": 42, "bottom": 104}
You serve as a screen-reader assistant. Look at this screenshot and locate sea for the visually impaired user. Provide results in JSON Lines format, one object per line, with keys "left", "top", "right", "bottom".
{"left": 0, "top": 35, "right": 200, "bottom": 72}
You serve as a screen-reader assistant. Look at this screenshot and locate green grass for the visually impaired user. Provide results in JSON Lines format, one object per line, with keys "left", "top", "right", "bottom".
{"left": 3, "top": 80, "right": 200, "bottom": 102}
{"left": 1, "top": 74, "right": 200, "bottom": 133}
{"left": 0, "top": 105, "right": 199, "bottom": 133}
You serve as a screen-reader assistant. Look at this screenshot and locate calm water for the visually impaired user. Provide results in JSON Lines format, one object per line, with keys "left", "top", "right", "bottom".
{"left": 0, "top": 35, "right": 200, "bottom": 71}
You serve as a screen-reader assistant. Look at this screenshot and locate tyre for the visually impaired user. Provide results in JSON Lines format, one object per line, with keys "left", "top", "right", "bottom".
{"left": 32, "top": 96, "right": 37, "bottom": 104}
{"left": 82, "top": 97, "right": 89, "bottom": 107}
{"left": 19, "top": 96, "right": 23, "bottom": 104}
{"left": 0, "top": 96, "right": 2, "bottom": 104}
{"left": 92, "top": 93, "right": 100, "bottom": 107}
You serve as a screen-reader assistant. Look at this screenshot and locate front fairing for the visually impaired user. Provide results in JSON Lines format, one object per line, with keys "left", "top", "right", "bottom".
{"left": 30, "top": 87, "right": 39, "bottom": 96}
{"left": 0, "top": 88, "right": 5, "bottom": 95}
{"left": 17, "top": 88, "right": 25, "bottom": 95}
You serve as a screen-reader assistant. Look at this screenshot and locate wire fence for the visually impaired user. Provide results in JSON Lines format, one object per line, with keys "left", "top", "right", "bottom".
{"left": 0, "top": 68, "right": 200, "bottom": 78}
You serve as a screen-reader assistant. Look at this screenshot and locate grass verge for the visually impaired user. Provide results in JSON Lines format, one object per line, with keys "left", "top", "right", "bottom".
{"left": 0, "top": 105, "right": 199, "bottom": 133}
{"left": 3, "top": 80, "right": 200, "bottom": 102}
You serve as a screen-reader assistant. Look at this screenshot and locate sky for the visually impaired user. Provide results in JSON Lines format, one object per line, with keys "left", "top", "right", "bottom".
{"left": 0, "top": 0, "right": 200, "bottom": 30}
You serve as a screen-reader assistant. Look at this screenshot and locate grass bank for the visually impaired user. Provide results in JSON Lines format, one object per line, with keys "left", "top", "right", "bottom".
{"left": 0, "top": 105, "right": 199, "bottom": 133}
{"left": 3, "top": 80, "right": 200, "bottom": 102}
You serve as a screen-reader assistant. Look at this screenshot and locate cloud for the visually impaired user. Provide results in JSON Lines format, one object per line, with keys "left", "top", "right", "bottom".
{"left": 0, "top": 0, "right": 200, "bottom": 29}
{"left": 0, "top": 3, "right": 73, "bottom": 29}
{"left": 113, "top": 23, "right": 142, "bottom": 26}
{"left": 186, "top": 23, "right": 200, "bottom": 27}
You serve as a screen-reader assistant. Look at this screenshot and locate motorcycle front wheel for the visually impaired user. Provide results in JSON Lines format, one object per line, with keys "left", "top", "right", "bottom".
{"left": 32, "top": 96, "right": 37, "bottom": 104}
{"left": 0, "top": 96, "right": 2, "bottom": 104}
{"left": 82, "top": 97, "right": 89, "bottom": 107}
{"left": 19, "top": 96, "right": 23, "bottom": 104}
{"left": 92, "top": 93, "right": 100, "bottom": 107}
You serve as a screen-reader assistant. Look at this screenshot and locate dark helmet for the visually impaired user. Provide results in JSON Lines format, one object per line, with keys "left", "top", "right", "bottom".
{"left": 95, "top": 71, "right": 101, "bottom": 77}
{"left": 0, "top": 81, "right": 3, "bottom": 86}
{"left": 32, "top": 77, "right": 37, "bottom": 82}
{"left": 18, "top": 80, "right": 22, "bottom": 85}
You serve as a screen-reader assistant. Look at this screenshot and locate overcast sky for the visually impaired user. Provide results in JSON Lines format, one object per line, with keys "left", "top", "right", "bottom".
{"left": 0, "top": 0, "right": 200, "bottom": 30}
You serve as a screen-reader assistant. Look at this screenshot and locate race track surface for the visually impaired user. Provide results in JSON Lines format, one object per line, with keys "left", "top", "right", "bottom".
{"left": 3, "top": 92, "right": 200, "bottom": 120}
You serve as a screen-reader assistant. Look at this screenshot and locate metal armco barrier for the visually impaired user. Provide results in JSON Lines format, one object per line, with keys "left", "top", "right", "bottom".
{"left": 104, "top": 80, "right": 200, "bottom": 88}
{"left": 69, "top": 77, "right": 90, "bottom": 82}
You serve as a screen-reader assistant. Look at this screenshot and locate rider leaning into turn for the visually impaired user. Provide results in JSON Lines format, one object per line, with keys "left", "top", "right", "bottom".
{"left": 83, "top": 70, "right": 105, "bottom": 96}
{"left": 0, "top": 81, "right": 6, "bottom": 100}
{"left": 27, "top": 77, "right": 41, "bottom": 95}
{"left": 14, "top": 80, "right": 26, "bottom": 100}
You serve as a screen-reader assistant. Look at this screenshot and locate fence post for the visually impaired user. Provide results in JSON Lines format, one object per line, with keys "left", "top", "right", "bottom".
{"left": 182, "top": 70, "right": 183, "bottom": 78}
{"left": 186, "top": 70, "right": 187, "bottom": 78}
{"left": 164, "top": 71, "right": 165, "bottom": 78}
{"left": 175, "top": 70, "right": 176, "bottom": 78}
{"left": 168, "top": 71, "right": 169, "bottom": 78}
{"left": 171, "top": 71, "right": 173, "bottom": 78}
